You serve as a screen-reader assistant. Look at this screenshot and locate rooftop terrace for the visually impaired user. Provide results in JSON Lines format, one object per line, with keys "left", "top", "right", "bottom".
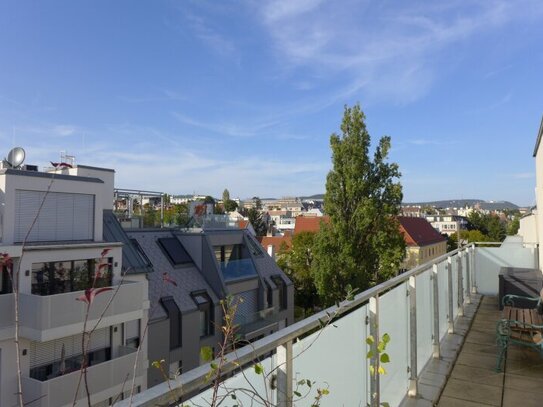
{"left": 116, "top": 238, "right": 541, "bottom": 407}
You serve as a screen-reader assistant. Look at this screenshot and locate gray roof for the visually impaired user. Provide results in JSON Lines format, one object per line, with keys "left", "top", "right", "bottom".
{"left": 126, "top": 230, "right": 219, "bottom": 320}
{"left": 0, "top": 168, "right": 104, "bottom": 183}
{"left": 103, "top": 210, "right": 153, "bottom": 275}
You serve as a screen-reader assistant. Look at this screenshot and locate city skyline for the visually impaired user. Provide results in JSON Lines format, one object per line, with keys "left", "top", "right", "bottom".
{"left": 0, "top": 1, "right": 542, "bottom": 205}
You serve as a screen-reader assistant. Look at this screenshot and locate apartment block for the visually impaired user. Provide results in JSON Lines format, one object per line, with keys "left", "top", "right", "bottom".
{"left": 0, "top": 163, "right": 149, "bottom": 407}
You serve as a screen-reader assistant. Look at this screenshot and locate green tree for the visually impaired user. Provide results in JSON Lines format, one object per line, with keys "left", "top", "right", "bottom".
{"left": 222, "top": 188, "right": 230, "bottom": 203}
{"left": 276, "top": 232, "right": 320, "bottom": 313}
{"left": 224, "top": 199, "right": 238, "bottom": 212}
{"left": 247, "top": 208, "right": 267, "bottom": 236}
{"left": 507, "top": 215, "right": 520, "bottom": 236}
{"left": 204, "top": 195, "right": 215, "bottom": 204}
{"left": 252, "top": 197, "right": 263, "bottom": 210}
{"left": 487, "top": 215, "right": 506, "bottom": 241}
{"left": 311, "top": 104, "right": 405, "bottom": 306}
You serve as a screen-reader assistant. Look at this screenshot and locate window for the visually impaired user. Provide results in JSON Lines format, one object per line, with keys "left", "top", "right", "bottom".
{"left": 271, "top": 276, "right": 287, "bottom": 310}
{"left": 160, "top": 297, "right": 182, "bottom": 349}
{"left": 157, "top": 237, "right": 192, "bottom": 266}
{"left": 265, "top": 281, "right": 273, "bottom": 308}
{"left": 130, "top": 238, "right": 152, "bottom": 268}
{"left": 31, "top": 258, "right": 113, "bottom": 296}
{"left": 246, "top": 236, "right": 264, "bottom": 256}
{"left": 0, "top": 266, "right": 12, "bottom": 294}
{"left": 14, "top": 190, "right": 95, "bottom": 242}
{"left": 125, "top": 319, "right": 140, "bottom": 349}
{"left": 192, "top": 292, "right": 213, "bottom": 337}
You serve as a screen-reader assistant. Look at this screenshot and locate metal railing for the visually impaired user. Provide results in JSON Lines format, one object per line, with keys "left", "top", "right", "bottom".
{"left": 117, "top": 241, "right": 536, "bottom": 407}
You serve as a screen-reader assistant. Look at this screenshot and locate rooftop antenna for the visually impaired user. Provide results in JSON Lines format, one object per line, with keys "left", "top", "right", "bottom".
{"left": 5, "top": 147, "right": 26, "bottom": 169}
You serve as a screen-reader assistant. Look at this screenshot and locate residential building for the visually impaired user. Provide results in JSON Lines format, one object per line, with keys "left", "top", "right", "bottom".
{"left": 0, "top": 162, "right": 149, "bottom": 407}
{"left": 425, "top": 214, "right": 469, "bottom": 236}
{"left": 397, "top": 216, "right": 447, "bottom": 271}
{"left": 293, "top": 215, "right": 330, "bottom": 235}
{"left": 120, "top": 226, "right": 294, "bottom": 388}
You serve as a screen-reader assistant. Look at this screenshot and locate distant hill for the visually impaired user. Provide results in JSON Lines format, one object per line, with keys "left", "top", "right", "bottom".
{"left": 403, "top": 199, "right": 520, "bottom": 210}
{"left": 301, "top": 194, "right": 325, "bottom": 200}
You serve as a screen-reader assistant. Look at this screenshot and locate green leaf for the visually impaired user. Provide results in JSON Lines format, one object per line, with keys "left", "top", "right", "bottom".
{"left": 321, "top": 389, "right": 330, "bottom": 395}
{"left": 200, "top": 346, "right": 213, "bottom": 362}
{"left": 380, "top": 403, "right": 390, "bottom": 407}
{"left": 294, "top": 391, "right": 302, "bottom": 397}
{"left": 210, "top": 362, "right": 218, "bottom": 370}
{"left": 306, "top": 379, "right": 312, "bottom": 387}
{"left": 369, "top": 365, "right": 375, "bottom": 375}
{"left": 380, "top": 353, "right": 390, "bottom": 364}
{"left": 366, "top": 335, "right": 374, "bottom": 345}
{"left": 377, "top": 342, "right": 385, "bottom": 353}
{"left": 378, "top": 366, "right": 387, "bottom": 375}
{"left": 382, "top": 333, "right": 391, "bottom": 344}
{"left": 231, "top": 394, "right": 237, "bottom": 400}
{"left": 366, "top": 350, "right": 374, "bottom": 359}
{"left": 254, "top": 363, "right": 263, "bottom": 375}
{"left": 297, "top": 379, "right": 306, "bottom": 386}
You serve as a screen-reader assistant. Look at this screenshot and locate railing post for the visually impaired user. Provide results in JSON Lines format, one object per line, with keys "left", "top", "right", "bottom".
{"left": 471, "top": 244, "right": 477, "bottom": 293}
{"left": 432, "top": 263, "right": 440, "bottom": 358}
{"left": 457, "top": 252, "right": 464, "bottom": 317}
{"left": 369, "top": 296, "right": 380, "bottom": 407}
{"left": 276, "top": 340, "right": 293, "bottom": 407}
{"left": 408, "top": 276, "right": 418, "bottom": 397}
{"left": 464, "top": 248, "right": 471, "bottom": 304}
{"left": 447, "top": 256, "right": 454, "bottom": 334}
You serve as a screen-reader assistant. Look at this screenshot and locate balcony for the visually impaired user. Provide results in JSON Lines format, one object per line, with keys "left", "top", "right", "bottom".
{"left": 117, "top": 238, "right": 539, "bottom": 407}
{"left": 23, "top": 346, "right": 143, "bottom": 407}
{"left": 19, "top": 280, "right": 146, "bottom": 342}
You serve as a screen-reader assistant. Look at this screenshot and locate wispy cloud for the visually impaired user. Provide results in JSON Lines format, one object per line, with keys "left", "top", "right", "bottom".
{"left": 408, "top": 138, "right": 457, "bottom": 146}
{"left": 118, "top": 89, "right": 185, "bottom": 103}
{"left": 256, "top": 0, "right": 543, "bottom": 104}
{"left": 184, "top": 12, "right": 237, "bottom": 57}
{"left": 511, "top": 172, "right": 534, "bottom": 179}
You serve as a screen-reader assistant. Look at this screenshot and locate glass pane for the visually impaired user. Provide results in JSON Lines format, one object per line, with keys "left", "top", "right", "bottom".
{"left": 379, "top": 282, "right": 409, "bottom": 407}
{"left": 437, "top": 259, "right": 449, "bottom": 340}
{"left": 293, "top": 304, "right": 368, "bottom": 406}
{"left": 416, "top": 269, "right": 433, "bottom": 375}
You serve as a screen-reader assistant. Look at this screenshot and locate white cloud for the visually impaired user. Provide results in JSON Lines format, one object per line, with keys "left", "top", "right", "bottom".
{"left": 256, "top": 0, "right": 543, "bottom": 104}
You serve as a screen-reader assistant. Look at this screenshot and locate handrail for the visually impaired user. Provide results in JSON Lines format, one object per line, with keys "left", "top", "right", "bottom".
{"left": 116, "top": 242, "right": 499, "bottom": 407}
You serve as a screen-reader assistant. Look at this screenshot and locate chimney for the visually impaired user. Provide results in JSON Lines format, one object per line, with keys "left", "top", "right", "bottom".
{"left": 267, "top": 244, "right": 275, "bottom": 260}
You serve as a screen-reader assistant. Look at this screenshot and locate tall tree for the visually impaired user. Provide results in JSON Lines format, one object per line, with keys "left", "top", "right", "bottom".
{"left": 311, "top": 104, "right": 405, "bottom": 306}
{"left": 247, "top": 208, "right": 267, "bottom": 236}
{"left": 224, "top": 199, "right": 238, "bottom": 212}
{"left": 222, "top": 188, "right": 230, "bottom": 203}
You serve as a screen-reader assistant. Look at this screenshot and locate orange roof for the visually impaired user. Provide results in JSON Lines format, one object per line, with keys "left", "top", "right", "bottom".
{"left": 294, "top": 215, "right": 330, "bottom": 234}
{"left": 258, "top": 235, "right": 292, "bottom": 253}
{"left": 397, "top": 216, "right": 446, "bottom": 247}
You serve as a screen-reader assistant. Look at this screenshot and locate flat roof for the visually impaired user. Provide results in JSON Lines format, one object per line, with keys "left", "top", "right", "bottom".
{"left": 0, "top": 168, "right": 104, "bottom": 183}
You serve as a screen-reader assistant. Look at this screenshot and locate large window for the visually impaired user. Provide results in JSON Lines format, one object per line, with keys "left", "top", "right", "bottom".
{"left": 161, "top": 297, "right": 182, "bottom": 349}
{"left": 192, "top": 292, "right": 212, "bottom": 337}
{"left": 31, "top": 258, "right": 112, "bottom": 296}
{"left": 213, "top": 244, "right": 257, "bottom": 281}
{"left": 157, "top": 237, "right": 192, "bottom": 266}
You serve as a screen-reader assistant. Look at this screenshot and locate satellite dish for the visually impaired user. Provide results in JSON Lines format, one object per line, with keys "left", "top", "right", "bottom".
{"left": 6, "top": 147, "right": 26, "bottom": 168}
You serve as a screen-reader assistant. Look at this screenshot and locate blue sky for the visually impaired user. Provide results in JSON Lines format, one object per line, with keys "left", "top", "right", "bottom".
{"left": 0, "top": 0, "right": 542, "bottom": 205}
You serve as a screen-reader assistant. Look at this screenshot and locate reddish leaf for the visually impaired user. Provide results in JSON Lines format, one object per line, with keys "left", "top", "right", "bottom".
{"left": 98, "top": 263, "right": 109, "bottom": 270}
{"left": 162, "top": 272, "right": 177, "bottom": 287}
{"left": 76, "top": 287, "right": 113, "bottom": 305}
{"left": 101, "top": 248, "right": 111, "bottom": 258}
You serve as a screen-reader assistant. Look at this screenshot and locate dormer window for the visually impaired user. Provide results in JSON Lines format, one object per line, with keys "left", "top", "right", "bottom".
{"left": 192, "top": 292, "right": 213, "bottom": 337}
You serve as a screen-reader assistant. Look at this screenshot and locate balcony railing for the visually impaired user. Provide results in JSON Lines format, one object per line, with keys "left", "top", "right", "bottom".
{"left": 116, "top": 239, "right": 538, "bottom": 407}
{"left": 23, "top": 346, "right": 143, "bottom": 407}
{"left": 18, "top": 280, "right": 146, "bottom": 341}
